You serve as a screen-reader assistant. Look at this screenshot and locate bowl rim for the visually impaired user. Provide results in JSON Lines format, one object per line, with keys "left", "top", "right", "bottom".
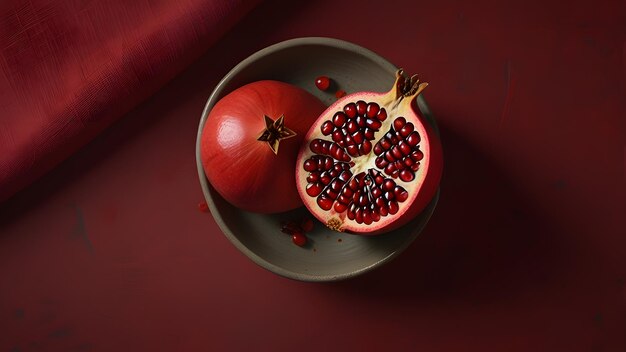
{"left": 196, "top": 37, "right": 439, "bottom": 282}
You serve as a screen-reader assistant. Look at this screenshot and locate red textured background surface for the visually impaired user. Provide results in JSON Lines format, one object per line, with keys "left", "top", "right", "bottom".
{"left": 1, "top": 0, "right": 625, "bottom": 351}
{"left": 0, "top": 0, "right": 260, "bottom": 201}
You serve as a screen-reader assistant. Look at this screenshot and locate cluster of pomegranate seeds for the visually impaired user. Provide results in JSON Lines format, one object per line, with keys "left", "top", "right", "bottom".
{"left": 280, "top": 217, "right": 316, "bottom": 247}
{"left": 320, "top": 101, "right": 387, "bottom": 157}
{"left": 373, "top": 116, "right": 423, "bottom": 182}
{"left": 301, "top": 100, "right": 422, "bottom": 225}
{"left": 335, "top": 171, "right": 408, "bottom": 224}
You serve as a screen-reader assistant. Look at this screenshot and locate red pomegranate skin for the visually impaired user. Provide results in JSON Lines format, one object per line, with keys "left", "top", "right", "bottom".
{"left": 201, "top": 80, "right": 326, "bottom": 213}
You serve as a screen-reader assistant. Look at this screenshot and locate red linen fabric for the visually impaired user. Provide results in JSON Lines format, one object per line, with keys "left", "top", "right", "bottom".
{"left": 0, "top": 0, "right": 261, "bottom": 202}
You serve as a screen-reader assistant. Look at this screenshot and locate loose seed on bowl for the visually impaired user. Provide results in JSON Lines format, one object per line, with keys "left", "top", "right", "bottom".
{"left": 315, "top": 76, "right": 331, "bottom": 91}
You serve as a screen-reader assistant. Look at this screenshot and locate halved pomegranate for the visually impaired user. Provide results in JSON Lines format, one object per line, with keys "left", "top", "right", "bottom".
{"left": 296, "top": 70, "right": 443, "bottom": 235}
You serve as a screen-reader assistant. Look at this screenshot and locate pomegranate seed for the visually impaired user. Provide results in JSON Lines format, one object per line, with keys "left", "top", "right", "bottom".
{"left": 394, "top": 186, "right": 409, "bottom": 202}
{"left": 355, "top": 208, "right": 363, "bottom": 223}
{"left": 333, "top": 112, "right": 347, "bottom": 127}
{"left": 399, "top": 169, "right": 415, "bottom": 182}
{"left": 310, "top": 139, "right": 322, "bottom": 153}
{"left": 306, "top": 183, "right": 323, "bottom": 197}
{"left": 388, "top": 201, "right": 399, "bottom": 215}
{"left": 360, "top": 140, "right": 372, "bottom": 154}
{"left": 400, "top": 123, "right": 414, "bottom": 137}
{"left": 394, "top": 116, "right": 407, "bottom": 130}
{"left": 303, "top": 160, "right": 317, "bottom": 171}
{"left": 334, "top": 202, "right": 348, "bottom": 212}
{"left": 292, "top": 232, "right": 307, "bottom": 246}
{"left": 332, "top": 131, "right": 343, "bottom": 143}
{"left": 383, "top": 179, "right": 396, "bottom": 191}
{"left": 321, "top": 121, "right": 334, "bottom": 135}
{"left": 380, "top": 138, "right": 391, "bottom": 150}
{"left": 321, "top": 142, "right": 330, "bottom": 154}
{"left": 329, "top": 142, "right": 339, "bottom": 156}
{"left": 379, "top": 204, "right": 389, "bottom": 216}
{"left": 366, "top": 103, "right": 380, "bottom": 118}
{"left": 363, "top": 210, "right": 373, "bottom": 225}
{"left": 198, "top": 201, "right": 210, "bottom": 213}
{"left": 339, "top": 170, "right": 352, "bottom": 181}
{"left": 357, "top": 174, "right": 366, "bottom": 187}
{"left": 377, "top": 109, "right": 387, "bottom": 121}
{"left": 355, "top": 115, "right": 366, "bottom": 127}
{"left": 398, "top": 141, "right": 412, "bottom": 156}
{"left": 324, "top": 157, "right": 333, "bottom": 170}
{"left": 366, "top": 119, "right": 382, "bottom": 130}
{"left": 373, "top": 143, "right": 383, "bottom": 156}
{"left": 406, "top": 131, "right": 421, "bottom": 146}
{"left": 306, "top": 173, "right": 319, "bottom": 183}
{"left": 344, "top": 103, "right": 357, "bottom": 118}
{"left": 356, "top": 101, "right": 367, "bottom": 115}
{"left": 352, "top": 131, "right": 364, "bottom": 144}
{"left": 391, "top": 146, "right": 403, "bottom": 159}
{"left": 411, "top": 150, "right": 424, "bottom": 161}
{"left": 352, "top": 190, "right": 360, "bottom": 203}
{"left": 346, "top": 121, "right": 358, "bottom": 134}
{"left": 315, "top": 76, "right": 331, "bottom": 91}
{"left": 346, "top": 145, "right": 359, "bottom": 157}
{"left": 317, "top": 196, "right": 333, "bottom": 211}
{"left": 335, "top": 90, "right": 346, "bottom": 98}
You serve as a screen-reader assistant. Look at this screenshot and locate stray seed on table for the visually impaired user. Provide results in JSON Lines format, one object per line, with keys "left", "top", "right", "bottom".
{"left": 197, "top": 201, "right": 209, "bottom": 213}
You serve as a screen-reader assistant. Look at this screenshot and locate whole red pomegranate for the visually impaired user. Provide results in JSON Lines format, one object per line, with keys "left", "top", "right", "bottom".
{"left": 296, "top": 70, "right": 443, "bottom": 235}
{"left": 201, "top": 80, "right": 325, "bottom": 213}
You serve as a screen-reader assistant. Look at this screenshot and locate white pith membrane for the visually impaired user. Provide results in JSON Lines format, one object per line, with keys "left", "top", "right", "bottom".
{"left": 296, "top": 71, "right": 431, "bottom": 233}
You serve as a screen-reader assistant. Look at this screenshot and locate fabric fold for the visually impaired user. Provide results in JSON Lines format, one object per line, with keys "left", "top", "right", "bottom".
{"left": 0, "top": 0, "right": 262, "bottom": 202}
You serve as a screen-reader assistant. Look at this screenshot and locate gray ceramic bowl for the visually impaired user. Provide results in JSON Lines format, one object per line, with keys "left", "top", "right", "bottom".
{"left": 196, "top": 37, "right": 439, "bottom": 282}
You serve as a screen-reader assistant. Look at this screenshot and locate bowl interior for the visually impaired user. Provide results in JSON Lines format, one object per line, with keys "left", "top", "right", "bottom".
{"left": 196, "top": 38, "right": 438, "bottom": 281}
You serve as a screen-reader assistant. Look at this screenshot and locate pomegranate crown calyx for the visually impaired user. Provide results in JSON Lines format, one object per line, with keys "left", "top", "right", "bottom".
{"left": 257, "top": 114, "right": 296, "bottom": 155}
{"left": 394, "top": 69, "right": 428, "bottom": 100}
